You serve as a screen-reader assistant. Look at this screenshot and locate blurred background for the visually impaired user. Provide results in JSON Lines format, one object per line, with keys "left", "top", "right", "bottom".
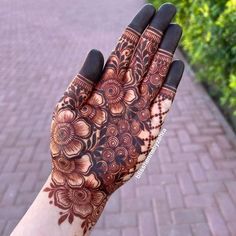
{"left": 0, "top": 0, "right": 236, "bottom": 235}
{"left": 151, "top": 0, "right": 236, "bottom": 132}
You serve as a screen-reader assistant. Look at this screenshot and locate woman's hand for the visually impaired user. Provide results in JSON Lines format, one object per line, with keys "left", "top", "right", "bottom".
{"left": 44, "top": 3, "right": 184, "bottom": 235}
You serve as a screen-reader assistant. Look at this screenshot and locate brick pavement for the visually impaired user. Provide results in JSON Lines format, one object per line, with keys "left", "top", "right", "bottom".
{"left": 0, "top": 0, "right": 236, "bottom": 235}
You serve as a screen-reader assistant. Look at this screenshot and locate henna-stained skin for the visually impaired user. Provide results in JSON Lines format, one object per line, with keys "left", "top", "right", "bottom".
{"left": 44, "top": 3, "right": 184, "bottom": 235}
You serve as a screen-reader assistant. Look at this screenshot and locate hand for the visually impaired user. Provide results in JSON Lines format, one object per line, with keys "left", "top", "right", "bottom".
{"left": 44, "top": 3, "right": 184, "bottom": 234}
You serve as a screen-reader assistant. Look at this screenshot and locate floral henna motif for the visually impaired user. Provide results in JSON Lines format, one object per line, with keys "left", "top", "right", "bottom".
{"left": 103, "top": 27, "right": 140, "bottom": 80}
{"left": 44, "top": 26, "right": 176, "bottom": 235}
{"left": 50, "top": 109, "right": 91, "bottom": 158}
{"left": 142, "top": 49, "right": 173, "bottom": 100}
{"left": 44, "top": 179, "right": 107, "bottom": 234}
{"left": 57, "top": 74, "right": 94, "bottom": 111}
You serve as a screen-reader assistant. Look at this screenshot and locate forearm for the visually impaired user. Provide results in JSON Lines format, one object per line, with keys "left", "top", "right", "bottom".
{"left": 11, "top": 174, "right": 97, "bottom": 236}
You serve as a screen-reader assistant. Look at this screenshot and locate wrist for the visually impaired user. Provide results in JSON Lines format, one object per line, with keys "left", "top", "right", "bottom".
{"left": 44, "top": 172, "right": 109, "bottom": 235}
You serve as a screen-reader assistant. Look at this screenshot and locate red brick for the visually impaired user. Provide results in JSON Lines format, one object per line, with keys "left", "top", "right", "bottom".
{"left": 171, "top": 152, "right": 197, "bottom": 162}
{"left": 156, "top": 147, "right": 172, "bottom": 163}
{"left": 191, "top": 223, "right": 211, "bottom": 236}
{"left": 136, "top": 185, "right": 165, "bottom": 201}
{"left": 167, "top": 137, "right": 182, "bottom": 153}
{"left": 20, "top": 172, "right": 38, "bottom": 192}
{"left": 177, "top": 172, "right": 196, "bottom": 195}
{"left": 207, "top": 170, "right": 234, "bottom": 181}
{"left": 166, "top": 184, "right": 184, "bottom": 208}
{"left": 105, "top": 194, "right": 120, "bottom": 213}
{"left": 177, "top": 130, "right": 191, "bottom": 143}
{"left": 197, "top": 182, "right": 226, "bottom": 194}
{"left": 122, "top": 227, "right": 138, "bottom": 236}
{"left": 121, "top": 180, "right": 136, "bottom": 199}
{"left": 198, "top": 153, "right": 215, "bottom": 170}
{"left": 3, "top": 220, "right": 18, "bottom": 236}
{"left": 159, "top": 225, "right": 192, "bottom": 236}
{"left": 189, "top": 162, "right": 206, "bottom": 181}
{"left": 139, "top": 212, "right": 157, "bottom": 236}
{"left": 185, "top": 194, "right": 216, "bottom": 208}
{"left": 182, "top": 144, "right": 205, "bottom": 153}
{"left": 92, "top": 229, "right": 121, "bottom": 236}
{"left": 186, "top": 123, "right": 199, "bottom": 135}
{"left": 205, "top": 207, "right": 230, "bottom": 236}
{"left": 215, "top": 160, "right": 236, "bottom": 169}
{"left": 0, "top": 220, "right": 5, "bottom": 236}
{"left": 216, "top": 135, "right": 233, "bottom": 149}
{"left": 149, "top": 173, "right": 176, "bottom": 186}
{"left": 208, "top": 142, "right": 224, "bottom": 159}
{"left": 226, "top": 181, "right": 236, "bottom": 204}
{"left": 228, "top": 222, "right": 236, "bottom": 236}
{"left": 104, "top": 213, "right": 137, "bottom": 228}
{"left": 122, "top": 198, "right": 152, "bottom": 212}
{"left": 161, "top": 162, "right": 188, "bottom": 173}
{"left": 152, "top": 199, "right": 172, "bottom": 226}
{"left": 171, "top": 208, "right": 206, "bottom": 224}
{"left": 0, "top": 183, "right": 20, "bottom": 206}
{"left": 216, "top": 192, "right": 236, "bottom": 221}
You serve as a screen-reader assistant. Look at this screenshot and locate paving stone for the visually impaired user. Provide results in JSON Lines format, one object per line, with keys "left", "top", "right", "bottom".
{"left": 197, "top": 182, "right": 226, "bottom": 194}
{"left": 178, "top": 172, "right": 197, "bottom": 195}
{"left": 91, "top": 229, "right": 121, "bottom": 236}
{"left": 1, "top": 0, "right": 236, "bottom": 235}
{"left": 166, "top": 184, "right": 184, "bottom": 208}
{"left": 205, "top": 207, "right": 230, "bottom": 236}
{"left": 161, "top": 162, "right": 188, "bottom": 173}
{"left": 122, "top": 227, "right": 139, "bottom": 236}
{"left": 139, "top": 212, "right": 157, "bottom": 236}
{"left": 104, "top": 213, "right": 137, "bottom": 228}
{"left": 159, "top": 225, "right": 192, "bottom": 236}
{"left": 122, "top": 198, "right": 152, "bottom": 212}
{"left": 171, "top": 208, "right": 206, "bottom": 224}
{"left": 185, "top": 194, "right": 216, "bottom": 208}
{"left": 149, "top": 173, "right": 176, "bottom": 186}
{"left": 189, "top": 162, "right": 206, "bottom": 182}
{"left": 191, "top": 223, "right": 211, "bottom": 236}
{"left": 216, "top": 192, "right": 236, "bottom": 222}
{"left": 207, "top": 170, "right": 234, "bottom": 181}
{"left": 228, "top": 222, "right": 236, "bottom": 236}
{"left": 153, "top": 199, "right": 172, "bottom": 226}
{"left": 226, "top": 181, "right": 236, "bottom": 204}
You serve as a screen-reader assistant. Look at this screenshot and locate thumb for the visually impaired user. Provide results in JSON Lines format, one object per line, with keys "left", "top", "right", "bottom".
{"left": 60, "top": 49, "right": 104, "bottom": 110}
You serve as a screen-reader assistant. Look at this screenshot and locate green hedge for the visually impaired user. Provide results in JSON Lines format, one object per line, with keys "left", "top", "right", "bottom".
{"left": 149, "top": 0, "right": 236, "bottom": 121}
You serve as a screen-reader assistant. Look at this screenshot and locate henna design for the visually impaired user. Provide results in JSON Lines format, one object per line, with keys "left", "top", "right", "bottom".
{"left": 44, "top": 27, "right": 176, "bottom": 235}
{"left": 141, "top": 49, "right": 173, "bottom": 100}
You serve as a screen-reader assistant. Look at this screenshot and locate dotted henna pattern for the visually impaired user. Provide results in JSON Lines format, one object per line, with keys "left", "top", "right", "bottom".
{"left": 44, "top": 27, "right": 176, "bottom": 235}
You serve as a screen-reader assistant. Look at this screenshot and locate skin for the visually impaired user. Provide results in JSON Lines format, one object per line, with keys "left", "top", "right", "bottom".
{"left": 11, "top": 3, "right": 184, "bottom": 236}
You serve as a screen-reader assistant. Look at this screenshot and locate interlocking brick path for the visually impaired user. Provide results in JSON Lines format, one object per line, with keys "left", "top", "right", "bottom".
{"left": 0, "top": 0, "right": 236, "bottom": 235}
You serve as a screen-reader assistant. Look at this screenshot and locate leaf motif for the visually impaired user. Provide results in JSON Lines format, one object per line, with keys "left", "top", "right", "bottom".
{"left": 48, "top": 191, "right": 54, "bottom": 198}
{"left": 94, "top": 150, "right": 100, "bottom": 157}
{"left": 90, "top": 136, "right": 96, "bottom": 149}
{"left": 68, "top": 213, "right": 74, "bottom": 224}
{"left": 136, "top": 137, "right": 145, "bottom": 145}
{"left": 144, "top": 122, "right": 150, "bottom": 131}
{"left": 99, "top": 136, "right": 106, "bottom": 145}
{"left": 100, "top": 127, "right": 107, "bottom": 137}
{"left": 58, "top": 214, "right": 68, "bottom": 225}
{"left": 87, "top": 139, "right": 91, "bottom": 149}
{"left": 43, "top": 187, "right": 51, "bottom": 192}
{"left": 81, "top": 221, "right": 85, "bottom": 228}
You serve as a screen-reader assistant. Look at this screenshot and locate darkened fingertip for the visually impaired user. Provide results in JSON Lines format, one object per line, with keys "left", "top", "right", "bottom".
{"left": 128, "top": 4, "right": 156, "bottom": 33}
{"left": 164, "top": 60, "right": 185, "bottom": 90}
{"left": 79, "top": 49, "right": 104, "bottom": 83}
{"left": 150, "top": 3, "right": 176, "bottom": 32}
{"left": 159, "top": 24, "right": 182, "bottom": 53}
